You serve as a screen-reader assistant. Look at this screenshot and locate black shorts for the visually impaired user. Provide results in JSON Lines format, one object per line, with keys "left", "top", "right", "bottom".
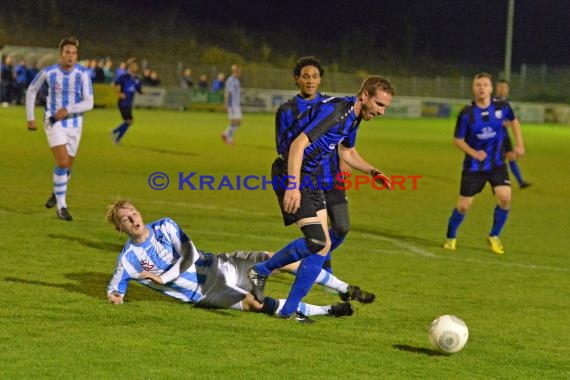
{"left": 324, "top": 181, "right": 348, "bottom": 207}
{"left": 118, "top": 104, "right": 133, "bottom": 121}
{"left": 503, "top": 135, "right": 513, "bottom": 153}
{"left": 460, "top": 165, "right": 510, "bottom": 197}
{"left": 272, "top": 158, "right": 327, "bottom": 226}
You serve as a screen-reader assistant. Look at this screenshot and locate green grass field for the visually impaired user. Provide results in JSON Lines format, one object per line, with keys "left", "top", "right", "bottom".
{"left": 1, "top": 106, "right": 569, "bottom": 379}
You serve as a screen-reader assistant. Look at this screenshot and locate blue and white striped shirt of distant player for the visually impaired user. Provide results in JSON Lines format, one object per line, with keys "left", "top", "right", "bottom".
{"left": 25, "top": 63, "right": 93, "bottom": 128}
{"left": 225, "top": 74, "right": 241, "bottom": 109}
{"left": 107, "top": 218, "right": 213, "bottom": 303}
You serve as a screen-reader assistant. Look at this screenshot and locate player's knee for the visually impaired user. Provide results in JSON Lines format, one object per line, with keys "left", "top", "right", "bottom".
{"left": 56, "top": 158, "right": 72, "bottom": 169}
{"left": 301, "top": 224, "right": 328, "bottom": 254}
{"left": 331, "top": 222, "right": 349, "bottom": 240}
{"left": 497, "top": 197, "right": 511, "bottom": 209}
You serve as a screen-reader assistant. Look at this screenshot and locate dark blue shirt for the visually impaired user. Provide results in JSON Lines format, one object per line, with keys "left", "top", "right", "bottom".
{"left": 454, "top": 100, "right": 516, "bottom": 172}
{"left": 276, "top": 95, "right": 361, "bottom": 176}
{"left": 115, "top": 73, "right": 142, "bottom": 108}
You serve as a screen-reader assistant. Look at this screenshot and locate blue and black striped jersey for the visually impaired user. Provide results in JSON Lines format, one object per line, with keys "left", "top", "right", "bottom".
{"left": 454, "top": 100, "right": 516, "bottom": 171}
{"left": 276, "top": 95, "right": 361, "bottom": 176}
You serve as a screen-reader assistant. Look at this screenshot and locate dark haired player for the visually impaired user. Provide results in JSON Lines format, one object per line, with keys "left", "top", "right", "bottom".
{"left": 249, "top": 75, "right": 395, "bottom": 322}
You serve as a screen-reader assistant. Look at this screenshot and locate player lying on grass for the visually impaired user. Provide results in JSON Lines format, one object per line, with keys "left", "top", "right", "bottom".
{"left": 106, "top": 200, "right": 374, "bottom": 320}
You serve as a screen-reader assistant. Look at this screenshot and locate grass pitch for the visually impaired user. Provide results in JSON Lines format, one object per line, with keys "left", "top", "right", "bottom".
{"left": 1, "top": 106, "right": 569, "bottom": 379}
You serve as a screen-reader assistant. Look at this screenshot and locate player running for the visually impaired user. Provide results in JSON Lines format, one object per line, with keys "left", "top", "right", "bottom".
{"left": 111, "top": 58, "right": 142, "bottom": 144}
{"left": 26, "top": 37, "right": 94, "bottom": 221}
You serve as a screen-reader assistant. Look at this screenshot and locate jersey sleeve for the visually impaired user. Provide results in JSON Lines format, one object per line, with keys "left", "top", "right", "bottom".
{"left": 25, "top": 69, "right": 47, "bottom": 121}
{"left": 342, "top": 128, "right": 358, "bottom": 148}
{"left": 504, "top": 102, "right": 516, "bottom": 121}
{"left": 107, "top": 254, "right": 135, "bottom": 297}
{"left": 160, "top": 218, "right": 195, "bottom": 284}
{"left": 304, "top": 102, "right": 341, "bottom": 143}
{"left": 454, "top": 107, "right": 470, "bottom": 139}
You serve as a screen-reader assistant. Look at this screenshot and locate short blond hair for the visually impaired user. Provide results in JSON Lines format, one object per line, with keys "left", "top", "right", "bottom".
{"left": 106, "top": 199, "right": 134, "bottom": 228}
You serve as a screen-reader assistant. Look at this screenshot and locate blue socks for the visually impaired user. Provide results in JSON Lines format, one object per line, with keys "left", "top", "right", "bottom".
{"left": 490, "top": 206, "right": 509, "bottom": 236}
{"left": 254, "top": 238, "right": 312, "bottom": 276}
{"left": 113, "top": 121, "right": 130, "bottom": 142}
{"left": 279, "top": 253, "right": 327, "bottom": 317}
{"left": 446, "top": 208, "right": 465, "bottom": 238}
{"left": 509, "top": 161, "right": 524, "bottom": 186}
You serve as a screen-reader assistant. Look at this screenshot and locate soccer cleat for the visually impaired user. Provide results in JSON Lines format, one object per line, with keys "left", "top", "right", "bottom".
{"left": 45, "top": 193, "right": 56, "bottom": 209}
{"left": 281, "top": 311, "right": 314, "bottom": 324}
{"left": 56, "top": 207, "right": 73, "bottom": 221}
{"left": 520, "top": 181, "right": 532, "bottom": 189}
{"left": 443, "top": 238, "right": 457, "bottom": 251}
{"left": 221, "top": 133, "right": 234, "bottom": 145}
{"left": 328, "top": 302, "right": 354, "bottom": 317}
{"left": 247, "top": 267, "right": 267, "bottom": 302}
{"left": 339, "top": 285, "right": 376, "bottom": 304}
{"left": 111, "top": 130, "right": 120, "bottom": 144}
{"left": 487, "top": 236, "right": 504, "bottom": 255}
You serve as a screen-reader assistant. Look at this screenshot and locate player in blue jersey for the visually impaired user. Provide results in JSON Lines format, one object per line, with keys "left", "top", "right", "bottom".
{"left": 26, "top": 37, "right": 94, "bottom": 221}
{"left": 495, "top": 79, "right": 531, "bottom": 189}
{"left": 444, "top": 73, "right": 525, "bottom": 255}
{"left": 221, "top": 64, "right": 242, "bottom": 145}
{"left": 276, "top": 56, "right": 370, "bottom": 276}
{"left": 249, "top": 75, "right": 395, "bottom": 322}
{"left": 111, "top": 58, "right": 142, "bottom": 144}
{"left": 105, "top": 200, "right": 357, "bottom": 320}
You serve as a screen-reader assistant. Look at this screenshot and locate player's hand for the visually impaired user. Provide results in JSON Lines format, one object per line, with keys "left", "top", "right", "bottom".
{"left": 27, "top": 121, "right": 37, "bottom": 131}
{"left": 107, "top": 292, "right": 123, "bottom": 305}
{"left": 473, "top": 150, "right": 487, "bottom": 161}
{"left": 140, "top": 271, "right": 163, "bottom": 284}
{"left": 339, "top": 161, "right": 352, "bottom": 178}
{"left": 370, "top": 169, "right": 392, "bottom": 191}
{"left": 283, "top": 189, "right": 301, "bottom": 214}
{"left": 54, "top": 108, "right": 69, "bottom": 121}
{"left": 514, "top": 145, "right": 525, "bottom": 157}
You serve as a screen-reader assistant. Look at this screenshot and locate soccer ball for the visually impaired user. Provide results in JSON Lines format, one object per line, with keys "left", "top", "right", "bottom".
{"left": 428, "top": 315, "right": 469, "bottom": 354}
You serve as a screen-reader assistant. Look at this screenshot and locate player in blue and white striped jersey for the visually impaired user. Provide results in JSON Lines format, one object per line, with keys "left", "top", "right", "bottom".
{"left": 26, "top": 37, "right": 94, "bottom": 222}
{"left": 105, "top": 200, "right": 355, "bottom": 320}
{"left": 221, "top": 64, "right": 242, "bottom": 145}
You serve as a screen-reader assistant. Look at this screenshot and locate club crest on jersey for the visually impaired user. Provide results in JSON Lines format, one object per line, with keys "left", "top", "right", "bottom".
{"left": 495, "top": 110, "right": 503, "bottom": 119}
{"left": 476, "top": 126, "right": 496, "bottom": 140}
{"left": 140, "top": 259, "right": 155, "bottom": 271}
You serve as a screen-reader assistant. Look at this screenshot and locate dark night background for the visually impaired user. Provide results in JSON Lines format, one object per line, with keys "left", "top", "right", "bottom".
{"left": 1, "top": 0, "right": 569, "bottom": 78}
{"left": 126, "top": 0, "right": 570, "bottom": 67}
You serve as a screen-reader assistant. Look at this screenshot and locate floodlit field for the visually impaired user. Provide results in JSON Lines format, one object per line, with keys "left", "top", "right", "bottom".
{"left": 1, "top": 106, "right": 569, "bottom": 379}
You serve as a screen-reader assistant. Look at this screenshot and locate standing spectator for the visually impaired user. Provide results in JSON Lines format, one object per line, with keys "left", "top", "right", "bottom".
{"left": 141, "top": 68, "right": 152, "bottom": 86}
{"left": 103, "top": 59, "right": 114, "bottom": 84}
{"left": 111, "top": 58, "right": 142, "bottom": 144}
{"left": 197, "top": 73, "right": 208, "bottom": 91}
{"left": 180, "top": 67, "right": 194, "bottom": 89}
{"left": 115, "top": 61, "right": 127, "bottom": 79}
{"left": 25, "top": 37, "right": 94, "bottom": 222}
{"left": 211, "top": 72, "right": 225, "bottom": 92}
{"left": 1, "top": 55, "right": 15, "bottom": 106}
{"left": 14, "top": 60, "right": 28, "bottom": 105}
{"left": 148, "top": 70, "right": 161, "bottom": 87}
{"left": 220, "top": 64, "right": 242, "bottom": 144}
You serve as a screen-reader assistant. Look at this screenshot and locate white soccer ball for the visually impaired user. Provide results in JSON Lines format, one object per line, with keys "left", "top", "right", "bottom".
{"left": 428, "top": 315, "right": 469, "bottom": 354}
